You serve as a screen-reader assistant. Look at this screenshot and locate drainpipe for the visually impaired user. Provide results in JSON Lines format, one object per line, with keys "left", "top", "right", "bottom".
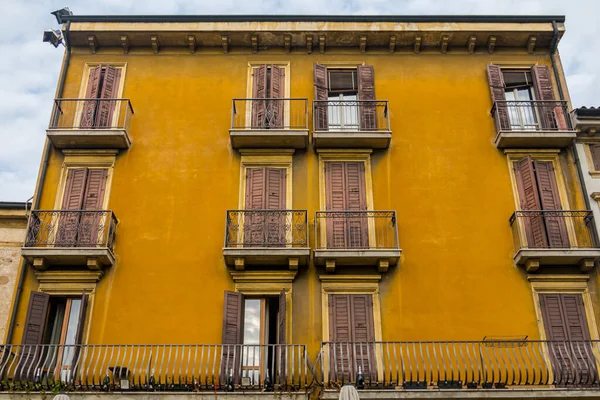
{"left": 5, "top": 21, "right": 72, "bottom": 344}
{"left": 549, "top": 21, "right": 592, "bottom": 212}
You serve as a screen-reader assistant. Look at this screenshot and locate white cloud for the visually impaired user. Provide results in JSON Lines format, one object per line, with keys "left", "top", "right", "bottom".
{"left": 0, "top": 0, "right": 598, "bottom": 201}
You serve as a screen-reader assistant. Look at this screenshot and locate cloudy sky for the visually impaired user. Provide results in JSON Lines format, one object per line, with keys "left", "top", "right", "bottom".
{"left": 1, "top": 0, "right": 598, "bottom": 201}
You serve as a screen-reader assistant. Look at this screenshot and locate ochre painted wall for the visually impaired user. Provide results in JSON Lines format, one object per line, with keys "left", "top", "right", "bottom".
{"left": 10, "top": 45, "right": 599, "bottom": 362}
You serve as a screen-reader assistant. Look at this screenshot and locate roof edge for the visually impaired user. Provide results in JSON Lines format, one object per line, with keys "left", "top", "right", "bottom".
{"left": 60, "top": 14, "right": 566, "bottom": 24}
{"left": 0, "top": 201, "right": 31, "bottom": 210}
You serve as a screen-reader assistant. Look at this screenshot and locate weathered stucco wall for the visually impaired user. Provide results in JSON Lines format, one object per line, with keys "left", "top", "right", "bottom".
{"left": 7, "top": 43, "right": 594, "bottom": 361}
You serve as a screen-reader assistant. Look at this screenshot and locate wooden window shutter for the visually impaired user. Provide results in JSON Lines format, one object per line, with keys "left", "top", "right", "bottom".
{"left": 269, "top": 65, "right": 285, "bottom": 128}
{"left": 221, "top": 291, "right": 244, "bottom": 384}
{"left": 74, "top": 294, "right": 89, "bottom": 345}
{"left": 57, "top": 168, "right": 88, "bottom": 247}
{"left": 62, "top": 168, "right": 88, "bottom": 210}
{"left": 265, "top": 168, "right": 286, "bottom": 246}
{"left": 540, "top": 294, "right": 569, "bottom": 341}
{"left": 314, "top": 63, "right": 329, "bottom": 130}
{"left": 350, "top": 294, "right": 376, "bottom": 380}
{"left": 325, "top": 162, "right": 347, "bottom": 249}
{"left": 251, "top": 65, "right": 268, "bottom": 128}
{"left": 328, "top": 294, "right": 351, "bottom": 382}
{"left": 80, "top": 65, "right": 103, "bottom": 128}
{"left": 21, "top": 291, "right": 50, "bottom": 345}
{"left": 486, "top": 64, "right": 510, "bottom": 131}
{"left": 82, "top": 169, "right": 108, "bottom": 210}
{"left": 531, "top": 65, "right": 567, "bottom": 130}
{"left": 345, "top": 162, "right": 369, "bottom": 249}
{"left": 95, "top": 66, "right": 121, "bottom": 128}
{"left": 514, "top": 157, "right": 547, "bottom": 248}
{"left": 278, "top": 290, "right": 287, "bottom": 383}
{"left": 78, "top": 169, "right": 109, "bottom": 246}
{"left": 533, "top": 160, "right": 569, "bottom": 247}
{"left": 590, "top": 144, "right": 600, "bottom": 171}
{"left": 245, "top": 168, "right": 266, "bottom": 210}
{"left": 357, "top": 65, "right": 377, "bottom": 131}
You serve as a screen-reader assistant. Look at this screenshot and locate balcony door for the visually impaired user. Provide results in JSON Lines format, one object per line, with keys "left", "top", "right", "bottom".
{"left": 513, "top": 156, "right": 569, "bottom": 248}
{"left": 251, "top": 64, "right": 285, "bottom": 129}
{"left": 325, "top": 162, "right": 369, "bottom": 249}
{"left": 314, "top": 64, "right": 376, "bottom": 131}
{"left": 539, "top": 294, "right": 596, "bottom": 386}
{"left": 80, "top": 65, "right": 122, "bottom": 129}
{"left": 56, "top": 168, "right": 108, "bottom": 247}
{"left": 244, "top": 167, "right": 286, "bottom": 247}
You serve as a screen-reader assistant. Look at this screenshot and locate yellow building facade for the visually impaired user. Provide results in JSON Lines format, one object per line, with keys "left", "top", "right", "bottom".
{"left": 4, "top": 13, "right": 600, "bottom": 400}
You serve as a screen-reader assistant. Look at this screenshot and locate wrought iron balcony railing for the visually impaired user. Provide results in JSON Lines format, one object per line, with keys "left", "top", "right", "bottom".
{"left": 49, "top": 98, "right": 134, "bottom": 130}
{"left": 491, "top": 100, "right": 572, "bottom": 132}
{"left": 314, "top": 211, "right": 399, "bottom": 250}
{"left": 224, "top": 210, "right": 308, "bottom": 248}
{"left": 24, "top": 210, "right": 117, "bottom": 250}
{"left": 0, "top": 344, "right": 309, "bottom": 392}
{"left": 509, "top": 210, "right": 599, "bottom": 250}
{"left": 320, "top": 340, "right": 600, "bottom": 389}
{"left": 313, "top": 100, "right": 390, "bottom": 132}
{"left": 231, "top": 98, "right": 308, "bottom": 130}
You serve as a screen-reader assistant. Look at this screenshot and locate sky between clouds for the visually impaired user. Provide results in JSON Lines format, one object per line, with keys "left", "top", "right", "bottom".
{"left": 0, "top": 0, "right": 598, "bottom": 202}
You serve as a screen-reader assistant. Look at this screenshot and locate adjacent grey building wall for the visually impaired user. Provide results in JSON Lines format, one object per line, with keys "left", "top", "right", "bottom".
{"left": 0, "top": 204, "right": 28, "bottom": 341}
{"left": 575, "top": 142, "right": 600, "bottom": 241}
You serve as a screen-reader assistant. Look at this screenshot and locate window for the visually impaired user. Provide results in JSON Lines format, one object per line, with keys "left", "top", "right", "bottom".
{"left": 588, "top": 144, "right": 600, "bottom": 173}
{"left": 324, "top": 161, "right": 368, "bottom": 249}
{"left": 19, "top": 292, "right": 88, "bottom": 381}
{"left": 250, "top": 64, "right": 285, "bottom": 129}
{"left": 222, "top": 291, "right": 286, "bottom": 385}
{"left": 314, "top": 64, "right": 377, "bottom": 131}
{"left": 513, "top": 156, "right": 568, "bottom": 247}
{"left": 328, "top": 294, "right": 376, "bottom": 382}
{"left": 56, "top": 167, "right": 109, "bottom": 247}
{"left": 487, "top": 64, "right": 568, "bottom": 131}
{"left": 503, "top": 70, "right": 537, "bottom": 130}
{"left": 244, "top": 167, "right": 286, "bottom": 246}
{"left": 79, "top": 65, "right": 123, "bottom": 129}
{"left": 539, "top": 293, "right": 594, "bottom": 386}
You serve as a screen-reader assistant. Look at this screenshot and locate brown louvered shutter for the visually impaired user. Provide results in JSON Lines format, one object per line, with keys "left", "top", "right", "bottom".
{"left": 21, "top": 291, "right": 50, "bottom": 345}
{"left": 533, "top": 160, "right": 569, "bottom": 248}
{"left": 350, "top": 295, "right": 376, "bottom": 380}
{"left": 486, "top": 64, "right": 510, "bottom": 131}
{"left": 314, "top": 63, "right": 329, "bottom": 130}
{"left": 591, "top": 144, "right": 600, "bottom": 171}
{"left": 531, "top": 65, "right": 568, "bottom": 130}
{"left": 328, "top": 294, "right": 352, "bottom": 382}
{"left": 357, "top": 65, "right": 377, "bottom": 131}
{"left": 80, "top": 66, "right": 102, "bottom": 128}
{"left": 95, "top": 66, "right": 121, "bottom": 128}
{"left": 221, "top": 291, "right": 244, "bottom": 384}
{"left": 325, "top": 162, "right": 347, "bottom": 249}
{"left": 245, "top": 168, "right": 266, "bottom": 246}
{"left": 514, "top": 157, "right": 547, "bottom": 248}
{"left": 57, "top": 168, "right": 88, "bottom": 246}
{"left": 251, "top": 65, "right": 268, "bottom": 129}
{"left": 278, "top": 290, "right": 287, "bottom": 384}
{"left": 345, "top": 162, "right": 369, "bottom": 248}
{"left": 269, "top": 65, "right": 285, "bottom": 128}
{"left": 78, "top": 169, "right": 109, "bottom": 247}
{"left": 540, "top": 294, "right": 593, "bottom": 386}
{"left": 265, "top": 168, "right": 286, "bottom": 246}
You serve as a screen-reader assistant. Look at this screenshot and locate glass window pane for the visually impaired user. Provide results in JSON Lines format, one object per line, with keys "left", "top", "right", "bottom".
{"left": 61, "top": 299, "right": 81, "bottom": 367}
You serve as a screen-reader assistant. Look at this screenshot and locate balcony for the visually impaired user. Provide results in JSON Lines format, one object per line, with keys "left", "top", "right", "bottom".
{"left": 320, "top": 340, "right": 600, "bottom": 395}
{"left": 46, "top": 98, "right": 134, "bottom": 149}
{"left": 21, "top": 210, "right": 117, "bottom": 270}
{"left": 313, "top": 211, "right": 401, "bottom": 272}
{"left": 222, "top": 210, "right": 310, "bottom": 270}
{"left": 509, "top": 210, "right": 600, "bottom": 272}
{"left": 491, "top": 100, "right": 575, "bottom": 148}
{"left": 313, "top": 100, "right": 391, "bottom": 149}
{"left": 229, "top": 98, "right": 309, "bottom": 149}
{"left": 0, "top": 343, "right": 309, "bottom": 395}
